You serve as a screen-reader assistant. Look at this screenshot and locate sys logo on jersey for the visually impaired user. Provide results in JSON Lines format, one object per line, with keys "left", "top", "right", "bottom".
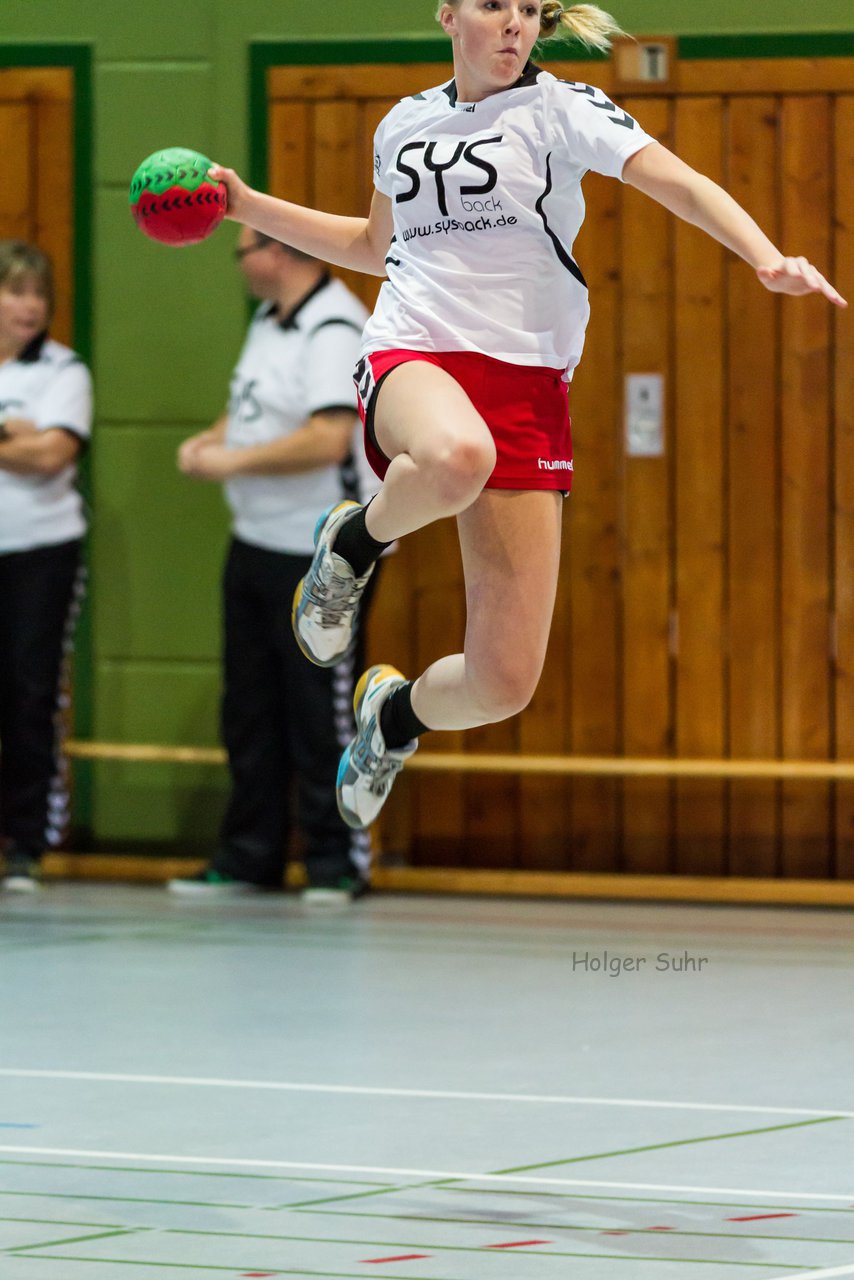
{"left": 229, "top": 374, "right": 262, "bottom": 424}
{"left": 393, "top": 134, "right": 516, "bottom": 239}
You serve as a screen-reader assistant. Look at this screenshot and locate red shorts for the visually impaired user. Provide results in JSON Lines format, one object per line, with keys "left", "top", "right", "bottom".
{"left": 354, "top": 349, "right": 573, "bottom": 492}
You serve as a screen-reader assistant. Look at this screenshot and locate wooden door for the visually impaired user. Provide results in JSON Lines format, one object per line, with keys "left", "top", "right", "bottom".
{"left": 0, "top": 66, "right": 74, "bottom": 344}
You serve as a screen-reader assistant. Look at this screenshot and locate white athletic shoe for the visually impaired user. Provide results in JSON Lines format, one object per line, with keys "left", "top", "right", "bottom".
{"left": 292, "top": 501, "right": 374, "bottom": 668}
{"left": 337, "top": 665, "right": 418, "bottom": 830}
{"left": 2, "top": 853, "right": 41, "bottom": 893}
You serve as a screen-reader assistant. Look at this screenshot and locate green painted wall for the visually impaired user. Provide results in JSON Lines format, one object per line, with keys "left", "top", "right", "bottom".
{"left": 0, "top": 1, "right": 851, "bottom": 849}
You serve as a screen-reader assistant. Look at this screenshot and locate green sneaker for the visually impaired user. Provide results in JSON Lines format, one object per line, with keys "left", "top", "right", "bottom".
{"left": 167, "top": 867, "right": 265, "bottom": 897}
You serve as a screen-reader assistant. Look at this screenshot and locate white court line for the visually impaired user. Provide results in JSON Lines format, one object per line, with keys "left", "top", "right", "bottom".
{"left": 0, "top": 1145, "right": 852, "bottom": 1203}
{"left": 1, "top": 1068, "right": 852, "bottom": 1119}
{"left": 770, "top": 1266, "right": 854, "bottom": 1279}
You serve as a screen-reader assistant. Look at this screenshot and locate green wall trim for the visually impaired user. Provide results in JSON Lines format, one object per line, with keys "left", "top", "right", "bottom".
{"left": 249, "top": 30, "right": 854, "bottom": 74}
{"left": 0, "top": 41, "right": 95, "bottom": 824}
{"left": 0, "top": 41, "right": 92, "bottom": 68}
{"left": 679, "top": 32, "right": 854, "bottom": 58}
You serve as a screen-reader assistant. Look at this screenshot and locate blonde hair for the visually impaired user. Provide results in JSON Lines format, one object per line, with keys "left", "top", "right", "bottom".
{"left": 437, "top": 2, "right": 626, "bottom": 54}
{"left": 540, "top": 2, "right": 625, "bottom": 50}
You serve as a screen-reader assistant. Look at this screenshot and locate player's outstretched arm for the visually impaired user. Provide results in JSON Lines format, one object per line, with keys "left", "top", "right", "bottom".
{"left": 209, "top": 165, "right": 393, "bottom": 277}
{"left": 622, "top": 142, "right": 847, "bottom": 308}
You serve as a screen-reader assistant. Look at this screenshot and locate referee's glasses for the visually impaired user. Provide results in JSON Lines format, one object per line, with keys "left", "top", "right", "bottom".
{"left": 233, "top": 242, "right": 269, "bottom": 261}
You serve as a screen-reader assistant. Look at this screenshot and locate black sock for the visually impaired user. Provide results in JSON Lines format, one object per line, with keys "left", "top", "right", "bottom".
{"left": 380, "top": 681, "right": 430, "bottom": 749}
{"left": 333, "top": 502, "right": 390, "bottom": 578}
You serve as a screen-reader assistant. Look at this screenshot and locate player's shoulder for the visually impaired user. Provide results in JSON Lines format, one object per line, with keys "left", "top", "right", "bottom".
{"left": 36, "top": 337, "right": 87, "bottom": 375}
{"left": 379, "top": 81, "right": 455, "bottom": 131}
{"left": 302, "top": 277, "right": 369, "bottom": 334}
{"left": 544, "top": 75, "right": 642, "bottom": 138}
{"left": 543, "top": 73, "right": 611, "bottom": 108}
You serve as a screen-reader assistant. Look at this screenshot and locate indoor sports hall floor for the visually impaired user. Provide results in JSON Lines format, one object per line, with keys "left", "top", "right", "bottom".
{"left": 0, "top": 885, "right": 852, "bottom": 1280}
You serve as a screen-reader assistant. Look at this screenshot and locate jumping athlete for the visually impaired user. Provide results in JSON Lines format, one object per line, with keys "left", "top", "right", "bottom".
{"left": 210, "top": 0, "right": 847, "bottom": 832}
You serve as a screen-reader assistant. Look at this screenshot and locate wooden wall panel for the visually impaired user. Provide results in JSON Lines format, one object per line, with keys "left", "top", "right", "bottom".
{"left": 619, "top": 97, "right": 674, "bottom": 874}
{"left": 779, "top": 96, "right": 834, "bottom": 878}
{"left": 268, "top": 102, "right": 311, "bottom": 206}
{"left": 312, "top": 100, "right": 363, "bottom": 304}
{"left": 0, "top": 103, "right": 34, "bottom": 241}
{"left": 565, "top": 171, "right": 622, "bottom": 872}
{"left": 725, "top": 98, "right": 781, "bottom": 877}
{"left": 834, "top": 96, "right": 854, "bottom": 878}
{"left": 35, "top": 98, "right": 74, "bottom": 345}
{"left": 673, "top": 97, "right": 727, "bottom": 875}
{"left": 268, "top": 57, "right": 854, "bottom": 881}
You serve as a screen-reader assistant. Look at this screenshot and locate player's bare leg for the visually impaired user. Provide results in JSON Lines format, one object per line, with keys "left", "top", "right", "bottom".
{"left": 410, "top": 487, "right": 563, "bottom": 729}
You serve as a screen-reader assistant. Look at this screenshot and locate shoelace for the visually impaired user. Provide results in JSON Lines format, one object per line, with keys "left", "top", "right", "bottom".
{"left": 304, "top": 556, "right": 366, "bottom": 627}
{"left": 352, "top": 717, "right": 406, "bottom": 797}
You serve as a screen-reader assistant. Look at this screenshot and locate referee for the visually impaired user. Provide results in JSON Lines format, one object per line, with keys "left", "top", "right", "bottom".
{"left": 0, "top": 241, "right": 92, "bottom": 892}
{"left": 170, "top": 228, "right": 378, "bottom": 902}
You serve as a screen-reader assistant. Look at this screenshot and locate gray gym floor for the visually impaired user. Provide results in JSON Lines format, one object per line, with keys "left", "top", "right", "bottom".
{"left": 0, "top": 884, "right": 852, "bottom": 1279}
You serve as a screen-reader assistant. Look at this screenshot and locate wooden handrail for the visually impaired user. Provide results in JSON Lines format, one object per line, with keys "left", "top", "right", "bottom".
{"left": 64, "top": 740, "right": 854, "bottom": 781}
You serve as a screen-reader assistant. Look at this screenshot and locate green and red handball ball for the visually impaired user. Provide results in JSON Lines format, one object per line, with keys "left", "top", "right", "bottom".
{"left": 129, "top": 147, "right": 226, "bottom": 246}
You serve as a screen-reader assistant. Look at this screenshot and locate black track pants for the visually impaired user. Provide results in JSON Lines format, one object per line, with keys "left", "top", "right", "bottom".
{"left": 213, "top": 537, "right": 376, "bottom": 888}
{"left": 0, "top": 538, "right": 83, "bottom": 858}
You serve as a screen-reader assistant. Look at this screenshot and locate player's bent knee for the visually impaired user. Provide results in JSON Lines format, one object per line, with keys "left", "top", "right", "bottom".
{"left": 428, "top": 437, "right": 496, "bottom": 508}
{"left": 473, "top": 663, "right": 541, "bottom": 722}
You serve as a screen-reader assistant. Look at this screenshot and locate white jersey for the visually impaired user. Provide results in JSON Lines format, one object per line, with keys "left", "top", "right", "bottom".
{"left": 0, "top": 335, "right": 92, "bottom": 554}
{"left": 364, "top": 63, "right": 655, "bottom": 379}
{"left": 224, "top": 276, "right": 376, "bottom": 555}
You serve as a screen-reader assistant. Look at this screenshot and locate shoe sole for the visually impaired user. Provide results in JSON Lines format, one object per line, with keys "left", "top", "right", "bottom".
{"left": 300, "top": 888, "right": 352, "bottom": 908}
{"left": 336, "top": 664, "right": 405, "bottom": 830}
{"left": 167, "top": 882, "right": 263, "bottom": 897}
{"left": 2, "top": 878, "right": 39, "bottom": 893}
{"left": 291, "top": 500, "right": 361, "bottom": 668}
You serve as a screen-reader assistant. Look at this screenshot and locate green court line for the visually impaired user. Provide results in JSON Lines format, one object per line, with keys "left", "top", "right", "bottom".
{"left": 0, "top": 1162, "right": 391, "bottom": 1187}
{"left": 0, "top": 1215, "right": 121, "bottom": 1229}
{"left": 0, "top": 1189, "right": 258, "bottom": 1210}
{"left": 3, "top": 1260, "right": 456, "bottom": 1279}
{"left": 493, "top": 1116, "right": 846, "bottom": 1175}
{"left": 4, "top": 1248, "right": 800, "bottom": 1273}
{"left": 10, "top": 1227, "right": 144, "bottom": 1253}
{"left": 162, "top": 1221, "right": 854, "bottom": 1252}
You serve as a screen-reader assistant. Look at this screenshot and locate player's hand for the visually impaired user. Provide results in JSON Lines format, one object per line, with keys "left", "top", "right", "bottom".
{"left": 2, "top": 417, "right": 38, "bottom": 436}
{"left": 180, "top": 442, "right": 237, "bottom": 481}
{"left": 208, "top": 164, "right": 253, "bottom": 222}
{"left": 177, "top": 431, "right": 217, "bottom": 474}
{"left": 757, "top": 256, "right": 847, "bottom": 308}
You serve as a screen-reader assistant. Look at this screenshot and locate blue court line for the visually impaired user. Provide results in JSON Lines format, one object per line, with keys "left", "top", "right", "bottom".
{"left": 0, "top": 1124, "right": 39, "bottom": 1130}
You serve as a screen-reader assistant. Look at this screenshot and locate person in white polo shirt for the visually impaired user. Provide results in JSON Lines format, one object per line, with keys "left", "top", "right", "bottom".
{"left": 169, "top": 228, "right": 377, "bottom": 901}
{"left": 0, "top": 241, "right": 92, "bottom": 892}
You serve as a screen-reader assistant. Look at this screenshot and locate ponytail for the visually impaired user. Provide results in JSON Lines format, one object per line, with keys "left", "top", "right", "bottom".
{"left": 540, "top": 2, "right": 626, "bottom": 52}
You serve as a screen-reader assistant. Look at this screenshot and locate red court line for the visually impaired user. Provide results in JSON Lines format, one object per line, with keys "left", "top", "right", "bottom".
{"left": 486, "top": 1240, "right": 552, "bottom": 1249}
{"left": 362, "top": 1256, "right": 431, "bottom": 1265}
{"left": 649, "top": 1226, "right": 675, "bottom": 1231}
{"left": 727, "top": 1213, "right": 799, "bottom": 1222}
